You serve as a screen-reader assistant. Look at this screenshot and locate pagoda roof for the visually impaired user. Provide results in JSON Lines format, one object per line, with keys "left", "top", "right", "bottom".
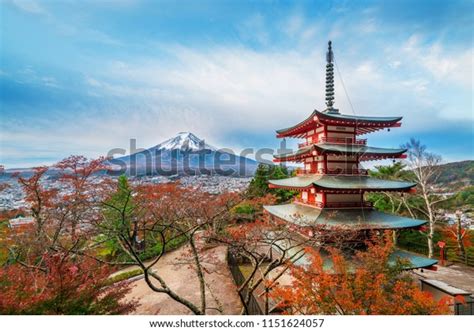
{"left": 390, "top": 250, "right": 438, "bottom": 270}
{"left": 276, "top": 110, "right": 402, "bottom": 138}
{"left": 274, "top": 143, "right": 406, "bottom": 161}
{"left": 263, "top": 203, "right": 426, "bottom": 230}
{"left": 268, "top": 175, "right": 416, "bottom": 192}
{"left": 315, "top": 109, "right": 402, "bottom": 124}
{"left": 294, "top": 248, "right": 437, "bottom": 270}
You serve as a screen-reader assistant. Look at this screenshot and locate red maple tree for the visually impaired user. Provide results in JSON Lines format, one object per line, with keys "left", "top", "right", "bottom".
{"left": 271, "top": 233, "right": 450, "bottom": 315}
{"left": 0, "top": 253, "right": 136, "bottom": 314}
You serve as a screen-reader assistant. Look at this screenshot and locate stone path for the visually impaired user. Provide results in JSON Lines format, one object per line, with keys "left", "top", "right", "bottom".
{"left": 122, "top": 244, "right": 242, "bottom": 315}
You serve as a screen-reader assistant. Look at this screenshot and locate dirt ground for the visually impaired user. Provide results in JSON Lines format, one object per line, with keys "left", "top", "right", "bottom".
{"left": 413, "top": 262, "right": 474, "bottom": 294}
{"left": 122, "top": 244, "right": 242, "bottom": 315}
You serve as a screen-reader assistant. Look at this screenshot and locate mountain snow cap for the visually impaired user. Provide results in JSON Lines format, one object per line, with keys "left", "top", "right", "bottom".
{"left": 154, "top": 132, "right": 217, "bottom": 151}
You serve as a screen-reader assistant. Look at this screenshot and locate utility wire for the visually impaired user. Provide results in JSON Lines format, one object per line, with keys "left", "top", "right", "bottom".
{"left": 334, "top": 56, "right": 367, "bottom": 223}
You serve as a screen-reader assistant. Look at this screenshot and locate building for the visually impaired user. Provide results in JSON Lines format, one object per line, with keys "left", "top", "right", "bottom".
{"left": 264, "top": 41, "right": 437, "bottom": 270}
{"left": 8, "top": 216, "right": 35, "bottom": 228}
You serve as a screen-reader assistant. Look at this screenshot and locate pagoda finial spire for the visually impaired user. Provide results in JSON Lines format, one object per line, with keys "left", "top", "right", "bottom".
{"left": 325, "top": 40, "right": 338, "bottom": 113}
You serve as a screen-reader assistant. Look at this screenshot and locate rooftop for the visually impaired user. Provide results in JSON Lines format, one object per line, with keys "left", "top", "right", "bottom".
{"left": 268, "top": 174, "right": 416, "bottom": 191}
{"left": 276, "top": 110, "right": 403, "bottom": 138}
{"left": 274, "top": 143, "right": 407, "bottom": 161}
{"left": 263, "top": 203, "right": 426, "bottom": 230}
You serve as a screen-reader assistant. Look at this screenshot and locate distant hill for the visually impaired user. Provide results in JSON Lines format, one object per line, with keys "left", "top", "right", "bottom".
{"left": 434, "top": 160, "right": 474, "bottom": 188}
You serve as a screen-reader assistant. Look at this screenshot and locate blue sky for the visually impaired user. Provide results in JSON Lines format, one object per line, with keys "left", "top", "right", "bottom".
{"left": 0, "top": 0, "right": 473, "bottom": 168}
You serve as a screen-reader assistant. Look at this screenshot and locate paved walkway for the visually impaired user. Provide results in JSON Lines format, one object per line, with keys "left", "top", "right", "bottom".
{"left": 123, "top": 244, "right": 242, "bottom": 315}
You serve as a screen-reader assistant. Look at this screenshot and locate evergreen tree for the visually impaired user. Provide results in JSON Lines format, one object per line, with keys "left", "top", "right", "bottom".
{"left": 247, "top": 164, "right": 296, "bottom": 202}
{"left": 101, "top": 175, "right": 138, "bottom": 258}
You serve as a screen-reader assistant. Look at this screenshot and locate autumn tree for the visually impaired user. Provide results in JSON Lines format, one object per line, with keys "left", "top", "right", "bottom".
{"left": 96, "top": 180, "right": 240, "bottom": 315}
{"left": 3, "top": 157, "right": 136, "bottom": 314}
{"left": 443, "top": 211, "right": 471, "bottom": 262}
{"left": 271, "top": 233, "right": 450, "bottom": 315}
{"left": 55, "top": 155, "right": 107, "bottom": 240}
{"left": 0, "top": 253, "right": 136, "bottom": 314}
{"left": 213, "top": 211, "right": 362, "bottom": 315}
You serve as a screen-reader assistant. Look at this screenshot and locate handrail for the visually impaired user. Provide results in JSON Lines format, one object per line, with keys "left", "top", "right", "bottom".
{"left": 319, "top": 136, "right": 367, "bottom": 145}
{"left": 294, "top": 199, "right": 373, "bottom": 209}
{"left": 295, "top": 168, "right": 368, "bottom": 176}
{"left": 298, "top": 137, "right": 367, "bottom": 148}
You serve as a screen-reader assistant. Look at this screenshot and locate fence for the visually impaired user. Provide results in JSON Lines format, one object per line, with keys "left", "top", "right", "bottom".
{"left": 227, "top": 252, "right": 263, "bottom": 315}
{"left": 453, "top": 300, "right": 474, "bottom": 315}
{"left": 397, "top": 240, "right": 474, "bottom": 267}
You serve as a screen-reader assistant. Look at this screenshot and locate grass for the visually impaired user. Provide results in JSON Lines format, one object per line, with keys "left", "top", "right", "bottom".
{"left": 106, "top": 268, "right": 144, "bottom": 285}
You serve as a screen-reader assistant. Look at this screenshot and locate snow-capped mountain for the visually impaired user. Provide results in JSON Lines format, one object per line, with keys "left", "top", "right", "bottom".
{"left": 111, "top": 132, "right": 258, "bottom": 177}
{"left": 152, "top": 132, "right": 216, "bottom": 152}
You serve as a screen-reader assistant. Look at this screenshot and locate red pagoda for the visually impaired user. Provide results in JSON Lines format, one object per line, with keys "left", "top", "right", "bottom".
{"left": 264, "top": 41, "right": 437, "bottom": 269}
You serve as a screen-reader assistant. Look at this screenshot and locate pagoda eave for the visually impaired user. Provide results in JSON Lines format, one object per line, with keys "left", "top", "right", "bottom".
{"left": 276, "top": 110, "right": 319, "bottom": 138}
{"left": 268, "top": 183, "right": 309, "bottom": 191}
{"left": 264, "top": 203, "right": 427, "bottom": 230}
{"left": 268, "top": 175, "right": 416, "bottom": 192}
{"left": 274, "top": 144, "right": 408, "bottom": 162}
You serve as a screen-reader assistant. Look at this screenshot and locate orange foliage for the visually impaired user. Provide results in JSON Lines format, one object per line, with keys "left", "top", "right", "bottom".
{"left": 271, "top": 234, "right": 450, "bottom": 315}
{"left": 442, "top": 225, "right": 472, "bottom": 248}
{"left": 0, "top": 253, "right": 136, "bottom": 314}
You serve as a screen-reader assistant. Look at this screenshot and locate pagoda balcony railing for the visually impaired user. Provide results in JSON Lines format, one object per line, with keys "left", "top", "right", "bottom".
{"left": 318, "top": 137, "right": 367, "bottom": 145}
{"left": 297, "top": 137, "right": 367, "bottom": 148}
{"left": 295, "top": 168, "right": 368, "bottom": 176}
{"left": 295, "top": 168, "right": 312, "bottom": 175}
{"left": 294, "top": 199, "right": 373, "bottom": 209}
{"left": 324, "top": 168, "right": 368, "bottom": 176}
{"left": 323, "top": 201, "right": 373, "bottom": 209}
{"left": 298, "top": 141, "right": 313, "bottom": 148}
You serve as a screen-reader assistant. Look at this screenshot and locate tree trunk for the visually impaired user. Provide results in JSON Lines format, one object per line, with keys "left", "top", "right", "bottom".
{"left": 423, "top": 190, "right": 435, "bottom": 259}
{"left": 428, "top": 219, "right": 434, "bottom": 259}
{"left": 456, "top": 214, "right": 466, "bottom": 259}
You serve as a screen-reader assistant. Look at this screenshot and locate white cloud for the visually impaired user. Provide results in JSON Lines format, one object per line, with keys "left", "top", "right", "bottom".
{"left": 389, "top": 60, "right": 402, "bottom": 69}
{"left": 10, "top": 0, "right": 46, "bottom": 15}
{"left": 282, "top": 13, "right": 304, "bottom": 37}
{"left": 357, "top": 18, "right": 377, "bottom": 34}
{"left": 401, "top": 34, "right": 473, "bottom": 88}
{"left": 238, "top": 13, "right": 269, "bottom": 45}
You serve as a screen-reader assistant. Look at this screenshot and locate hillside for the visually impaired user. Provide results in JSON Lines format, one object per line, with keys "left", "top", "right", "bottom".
{"left": 434, "top": 160, "right": 474, "bottom": 188}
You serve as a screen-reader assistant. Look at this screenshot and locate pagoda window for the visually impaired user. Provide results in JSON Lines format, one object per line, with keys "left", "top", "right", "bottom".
{"left": 315, "top": 193, "right": 323, "bottom": 203}
{"left": 317, "top": 162, "right": 325, "bottom": 173}
{"left": 302, "top": 191, "right": 308, "bottom": 202}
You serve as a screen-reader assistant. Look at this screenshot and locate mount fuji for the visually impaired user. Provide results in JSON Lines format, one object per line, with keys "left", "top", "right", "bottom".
{"left": 110, "top": 132, "right": 258, "bottom": 177}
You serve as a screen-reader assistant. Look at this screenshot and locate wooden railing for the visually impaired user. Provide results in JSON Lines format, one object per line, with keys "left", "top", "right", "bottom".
{"left": 295, "top": 168, "right": 368, "bottom": 176}
{"left": 319, "top": 137, "right": 367, "bottom": 145}
{"left": 298, "top": 141, "right": 312, "bottom": 148}
{"left": 297, "top": 137, "right": 367, "bottom": 148}
{"left": 294, "top": 199, "right": 373, "bottom": 209}
{"left": 324, "top": 201, "right": 373, "bottom": 208}
{"left": 227, "top": 251, "right": 263, "bottom": 315}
